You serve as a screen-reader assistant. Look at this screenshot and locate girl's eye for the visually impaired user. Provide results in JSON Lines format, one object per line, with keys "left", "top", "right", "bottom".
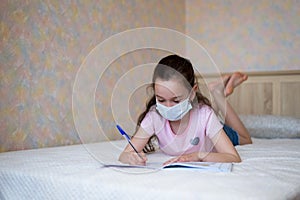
{"left": 173, "top": 100, "right": 180, "bottom": 103}
{"left": 157, "top": 99, "right": 165, "bottom": 103}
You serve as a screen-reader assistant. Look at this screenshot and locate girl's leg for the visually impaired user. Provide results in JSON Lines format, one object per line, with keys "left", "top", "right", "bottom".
{"left": 209, "top": 72, "right": 252, "bottom": 145}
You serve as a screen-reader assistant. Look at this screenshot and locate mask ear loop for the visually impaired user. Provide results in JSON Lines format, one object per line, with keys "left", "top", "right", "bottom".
{"left": 189, "top": 84, "right": 198, "bottom": 106}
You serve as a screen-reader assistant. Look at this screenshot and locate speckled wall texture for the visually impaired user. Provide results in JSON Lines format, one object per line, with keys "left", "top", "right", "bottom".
{"left": 1, "top": 0, "right": 299, "bottom": 152}
{"left": 0, "top": 0, "right": 185, "bottom": 152}
{"left": 186, "top": 0, "right": 300, "bottom": 73}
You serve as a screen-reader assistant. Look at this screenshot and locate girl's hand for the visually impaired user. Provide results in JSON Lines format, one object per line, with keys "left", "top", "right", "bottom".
{"left": 163, "top": 152, "right": 200, "bottom": 165}
{"left": 119, "top": 151, "right": 147, "bottom": 166}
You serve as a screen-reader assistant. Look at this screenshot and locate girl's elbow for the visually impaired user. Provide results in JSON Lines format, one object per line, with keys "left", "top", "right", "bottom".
{"left": 234, "top": 155, "right": 242, "bottom": 163}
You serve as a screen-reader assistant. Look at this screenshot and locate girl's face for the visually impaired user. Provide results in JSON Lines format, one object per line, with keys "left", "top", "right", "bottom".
{"left": 154, "top": 78, "right": 195, "bottom": 107}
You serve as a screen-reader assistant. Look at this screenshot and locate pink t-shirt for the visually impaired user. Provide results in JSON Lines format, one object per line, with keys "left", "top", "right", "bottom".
{"left": 141, "top": 104, "right": 223, "bottom": 156}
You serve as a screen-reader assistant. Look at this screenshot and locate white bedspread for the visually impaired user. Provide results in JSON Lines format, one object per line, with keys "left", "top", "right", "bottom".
{"left": 1, "top": 138, "right": 300, "bottom": 200}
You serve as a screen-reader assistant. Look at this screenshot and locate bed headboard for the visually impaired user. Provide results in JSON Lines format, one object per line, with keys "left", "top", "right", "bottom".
{"left": 198, "top": 70, "right": 300, "bottom": 118}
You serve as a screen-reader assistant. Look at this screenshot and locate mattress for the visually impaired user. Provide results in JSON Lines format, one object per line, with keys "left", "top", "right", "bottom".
{"left": 1, "top": 137, "right": 300, "bottom": 200}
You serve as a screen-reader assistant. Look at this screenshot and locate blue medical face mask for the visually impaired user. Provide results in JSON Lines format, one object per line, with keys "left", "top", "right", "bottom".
{"left": 156, "top": 96, "right": 192, "bottom": 121}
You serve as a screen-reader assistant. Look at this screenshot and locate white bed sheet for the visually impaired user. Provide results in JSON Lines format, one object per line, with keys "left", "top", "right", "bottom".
{"left": 1, "top": 138, "right": 300, "bottom": 200}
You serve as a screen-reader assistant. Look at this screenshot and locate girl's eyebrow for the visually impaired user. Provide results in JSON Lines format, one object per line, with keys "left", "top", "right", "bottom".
{"left": 155, "top": 94, "right": 184, "bottom": 99}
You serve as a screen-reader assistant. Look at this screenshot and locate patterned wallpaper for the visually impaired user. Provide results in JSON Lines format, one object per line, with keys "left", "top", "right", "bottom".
{"left": 0, "top": 0, "right": 185, "bottom": 152}
{"left": 186, "top": 0, "right": 300, "bottom": 73}
{"left": 1, "top": 0, "right": 299, "bottom": 152}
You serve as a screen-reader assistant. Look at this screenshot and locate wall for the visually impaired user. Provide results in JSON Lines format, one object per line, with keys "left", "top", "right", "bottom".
{"left": 186, "top": 0, "right": 300, "bottom": 73}
{"left": 2, "top": 0, "right": 299, "bottom": 152}
{"left": 0, "top": 0, "right": 185, "bottom": 152}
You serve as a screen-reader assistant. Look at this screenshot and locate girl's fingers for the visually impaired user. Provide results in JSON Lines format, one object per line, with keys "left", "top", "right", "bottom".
{"left": 130, "top": 152, "right": 147, "bottom": 165}
{"left": 163, "top": 157, "right": 179, "bottom": 166}
{"left": 139, "top": 152, "right": 148, "bottom": 162}
{"left": 136, "top": 152, "right": 147, "bottom": 165}
{"left": 163, "top": 153, "right": 199, "bottom": 165}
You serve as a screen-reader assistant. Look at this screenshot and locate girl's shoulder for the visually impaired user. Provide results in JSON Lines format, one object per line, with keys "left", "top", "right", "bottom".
{"left": 194, "top": 104, "right": 214, "bottom": 114}
{"left": 141, "top": 105, "right": 165, "bottom": 133}
{"left": 192, "top": 104, "right": 216, "bottom": 121}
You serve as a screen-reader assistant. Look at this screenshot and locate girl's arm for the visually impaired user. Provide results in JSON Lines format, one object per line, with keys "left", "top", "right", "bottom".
{"left": 118, "top": 127, "right": 151, "bottom": 165}
{"left": 164, "top": 129, "right": 241, "bottom": 165}
{"left": 199, "top": 129, "right": 241, "bottom": 162}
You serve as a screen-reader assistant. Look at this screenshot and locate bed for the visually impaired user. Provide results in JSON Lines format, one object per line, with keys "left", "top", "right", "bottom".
{"left": 1, "top": 136, "right": 300, "bottom": 199}
{"left": 1, "top": 71, "right": 300, "bottom": 199}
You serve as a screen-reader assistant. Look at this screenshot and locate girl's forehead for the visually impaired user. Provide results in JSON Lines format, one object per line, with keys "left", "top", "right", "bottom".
{"left": 154, "top": 78, "right": 189, "bottom": 97}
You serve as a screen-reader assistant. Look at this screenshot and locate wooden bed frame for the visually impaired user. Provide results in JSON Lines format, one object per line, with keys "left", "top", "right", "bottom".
{"left": 197, "top": 70, "right": 300, "bottom": 118}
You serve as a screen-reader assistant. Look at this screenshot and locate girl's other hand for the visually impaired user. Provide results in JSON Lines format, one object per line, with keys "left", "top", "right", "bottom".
{"left": 119, "top": 151, "right": 147, "bottom": 166}
{"left": 163, "top": 152, "right": 200, "bottom": 166}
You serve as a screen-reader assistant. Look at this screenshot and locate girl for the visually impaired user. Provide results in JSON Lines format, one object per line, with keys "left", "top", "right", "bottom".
{"left": 119, "top": 54, "right": 252, "bottom": 166}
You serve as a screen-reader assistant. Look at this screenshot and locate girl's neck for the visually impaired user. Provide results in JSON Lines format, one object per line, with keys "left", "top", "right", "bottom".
{"left": 169, "top": 111, "right": 190, "bottom": 135}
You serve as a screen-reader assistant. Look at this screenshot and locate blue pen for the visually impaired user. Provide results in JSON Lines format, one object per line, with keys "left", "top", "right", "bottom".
{"left": 116, "top": 125, "right": 143, "bottom": 159}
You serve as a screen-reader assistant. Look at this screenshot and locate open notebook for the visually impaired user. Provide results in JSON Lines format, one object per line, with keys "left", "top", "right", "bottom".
{"left": 103, "top": 162, "right": 232, "bottom": 172}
